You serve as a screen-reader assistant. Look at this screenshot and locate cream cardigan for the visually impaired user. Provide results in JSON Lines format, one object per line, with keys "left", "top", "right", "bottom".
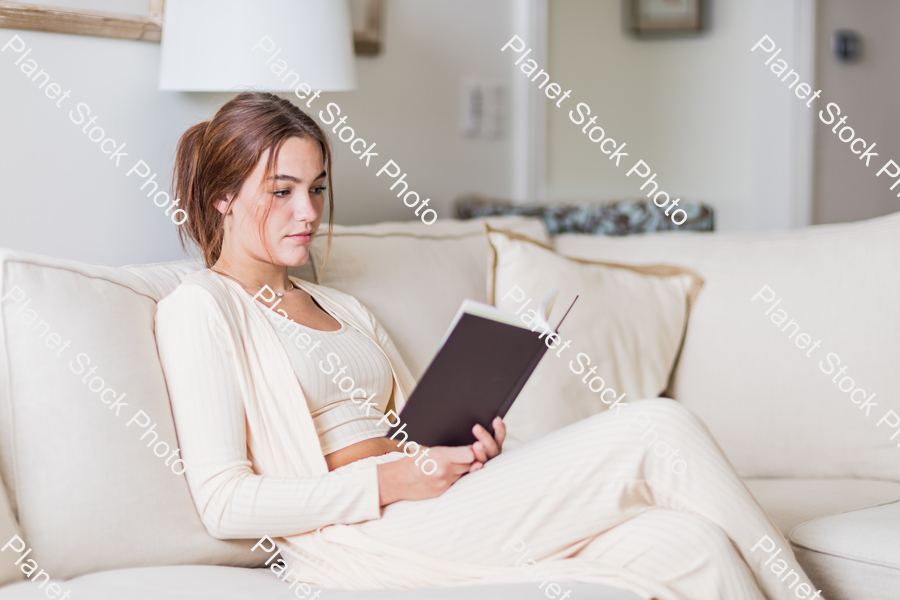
{"left": 154, "top": 269, "right": 659, "bottom": 595}
{"left": 155, "top": 269, "right": 417, "bottom": 538}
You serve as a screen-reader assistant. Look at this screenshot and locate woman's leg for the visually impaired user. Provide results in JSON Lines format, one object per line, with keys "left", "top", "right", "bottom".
{"left": 576, "top": 508, "right": 765, "bottom": 600}
{"left": 352, "top": 398, "right": 813, "bottom": 599}
{"left": 603, "top": 400, "right": 818, "bottom": 600}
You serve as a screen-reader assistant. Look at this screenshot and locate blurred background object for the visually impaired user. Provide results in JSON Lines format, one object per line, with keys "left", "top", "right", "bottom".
{"left": 831, "top": 29, "right": 861, "bottom": 62}
{"left": 627, "top": 0, "right": 705, "bottom": 37}
{"left": 455, "top": 195, "right": 714, "bottom": 235}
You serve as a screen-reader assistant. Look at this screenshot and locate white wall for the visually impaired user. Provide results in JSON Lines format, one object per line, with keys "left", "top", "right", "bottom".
{"left": 1, "top": 23, "right": 241, "bottom": 266}
{"left": 544, "top": 0, "right": 813, "bottom": 231}
{"left": 315, "top": 0, "right": 518, "bottom": 226}
{"left": 0, "top": 0, "right": 518, "bottom": 266}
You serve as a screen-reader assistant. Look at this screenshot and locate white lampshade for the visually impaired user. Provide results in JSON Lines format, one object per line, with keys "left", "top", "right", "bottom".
{"left": 159, "top": 0, "right": 357, "bottom": 92}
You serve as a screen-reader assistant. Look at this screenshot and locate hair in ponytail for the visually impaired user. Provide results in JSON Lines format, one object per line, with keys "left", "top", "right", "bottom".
{"left": 171, "top": 92, "right": 334, "bottom": 282}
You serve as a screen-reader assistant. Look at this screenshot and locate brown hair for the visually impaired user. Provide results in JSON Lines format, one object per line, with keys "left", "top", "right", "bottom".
{"left": 172, "top": 91, "right": 333, "bottom": 281}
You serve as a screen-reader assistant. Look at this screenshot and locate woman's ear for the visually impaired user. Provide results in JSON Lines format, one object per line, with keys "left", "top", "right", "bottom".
{"left": 213, "top": 194, "right": 232, "bottom": 215}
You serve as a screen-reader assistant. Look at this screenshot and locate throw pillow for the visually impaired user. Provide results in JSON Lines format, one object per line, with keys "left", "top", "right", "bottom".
{"left": 486, "top": 225, "right": 703, "bottom": 448}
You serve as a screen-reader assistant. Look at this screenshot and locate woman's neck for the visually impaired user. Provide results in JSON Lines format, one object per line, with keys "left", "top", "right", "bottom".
{"left": 212, "top": 252, "right": 293, "bottom": 294}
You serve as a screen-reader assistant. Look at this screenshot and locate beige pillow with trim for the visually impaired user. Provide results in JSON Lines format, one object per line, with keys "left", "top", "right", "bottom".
{"left": 486, "top": 226, "right": 703, "bottom": 448}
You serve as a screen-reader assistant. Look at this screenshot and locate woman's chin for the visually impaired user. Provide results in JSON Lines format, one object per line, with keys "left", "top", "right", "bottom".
{"left": 278, "top": 250, "right": 312, "bottom": 268}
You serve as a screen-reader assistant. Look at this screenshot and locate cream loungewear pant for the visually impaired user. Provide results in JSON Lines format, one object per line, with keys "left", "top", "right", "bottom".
{"left": 338, "top": 399, "right": 816, "bottom": 600}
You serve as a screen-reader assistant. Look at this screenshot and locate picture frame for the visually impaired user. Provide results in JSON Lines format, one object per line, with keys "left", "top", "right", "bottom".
{"left": 627, "top": 0, "right": 705, "bottom": 36}
{"left": 0, "top": 0, "right": 385, "bottom": 54}
{"left": 0, "top": 0, "right": 164, "bottom": 42}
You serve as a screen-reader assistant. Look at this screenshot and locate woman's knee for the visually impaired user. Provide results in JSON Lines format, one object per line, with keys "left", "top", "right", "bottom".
{"left": 628, "top": 398, "right": 700, "bottom": 432}
{"left": 621, "top": 400, "right": 708, "bottom": 465}
{"left": 571, "top": 401, "right": 702, "bottom": 459}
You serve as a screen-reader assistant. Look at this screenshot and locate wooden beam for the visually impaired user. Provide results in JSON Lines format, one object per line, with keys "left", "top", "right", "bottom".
{"left": 0, "top": 1, "right": 161, "bottom": 42}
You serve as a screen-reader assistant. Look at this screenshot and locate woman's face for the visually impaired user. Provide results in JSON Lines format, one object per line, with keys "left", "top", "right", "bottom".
{"left": 217, "top": 135, "right": 326, "bottom": 267}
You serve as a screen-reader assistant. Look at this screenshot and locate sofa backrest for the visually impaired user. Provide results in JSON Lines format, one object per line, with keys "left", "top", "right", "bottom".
{"left": 555, "top": 212, "right": 900, "bottom": 482}
{"left": 0, "top": 251, "right": 263, "bottom": 580}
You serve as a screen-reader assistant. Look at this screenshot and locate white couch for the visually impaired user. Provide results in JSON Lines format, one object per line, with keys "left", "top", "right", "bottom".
{"left": 0, "top": 213, "right": 897, "bottom": 600}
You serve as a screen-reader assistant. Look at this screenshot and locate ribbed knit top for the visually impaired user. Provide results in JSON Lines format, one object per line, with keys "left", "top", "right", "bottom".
{"left": 258, "top": 301, "right": 394, "bottom": 455}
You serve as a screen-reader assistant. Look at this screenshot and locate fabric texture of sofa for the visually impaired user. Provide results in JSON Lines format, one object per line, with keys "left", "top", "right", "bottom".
{"left": 0, "top": 213, "right": 898, "bottom": 599}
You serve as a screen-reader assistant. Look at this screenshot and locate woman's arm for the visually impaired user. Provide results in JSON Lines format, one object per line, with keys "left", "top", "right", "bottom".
{"left": 155, "top": 284, "right": 383, "bottom": 539}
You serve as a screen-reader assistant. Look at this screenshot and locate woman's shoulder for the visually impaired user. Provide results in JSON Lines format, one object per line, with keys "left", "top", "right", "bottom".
{"left": 157, "top": 270, "right": 231, "bottom": 324}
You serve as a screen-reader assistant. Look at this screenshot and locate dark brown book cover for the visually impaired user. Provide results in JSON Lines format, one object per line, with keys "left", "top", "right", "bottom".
{"left": 386, "top": 313, "right": 552, "bottom": 447}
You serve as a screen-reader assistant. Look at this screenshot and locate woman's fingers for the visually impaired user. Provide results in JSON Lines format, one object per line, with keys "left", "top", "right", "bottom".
{"left": 471, "top": 441, "right": 488, "bottom": 464}
{"left": 492, "top": 416, "right": 507, "bottom": 449}
{"left": 445, "top": 448, "right": 477, "bottom": 479}
{"left": 443, "top": 444, "right": 476, "bottom": 465}
{"left": 472, "top": 423, "right": 500, "bottom": 458}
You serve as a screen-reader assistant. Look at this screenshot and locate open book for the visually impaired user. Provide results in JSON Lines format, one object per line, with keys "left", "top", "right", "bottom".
{"left": 386, "top": 288, "right": 576, "bottom": 447}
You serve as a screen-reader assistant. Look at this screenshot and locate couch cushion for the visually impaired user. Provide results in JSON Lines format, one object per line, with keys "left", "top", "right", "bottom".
{"left": 745, "top": 478, "right": 900, "bottom": 535}
{"left": 0, "top": 565, "right": 642, "bottom": 600}
{"left": 487, "top": 227, "right": 702, "bottom": 448}
{"left": 306, "top": 217, "right": 549, "bottom": 379}
{"left": 554, "top": 212, "right": 900, "bottom": 481}
{"left": 789, "top": 501, "right": 900, "bottom": 600}
{"left": 0, "top": 481, "right": 23, "bottom": 586}
{"left": 0, "top": 250, "right": 261, "bottom": 579}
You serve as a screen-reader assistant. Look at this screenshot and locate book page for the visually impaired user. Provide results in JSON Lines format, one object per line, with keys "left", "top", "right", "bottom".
{"left": 438, "top": 288, "right": 559, "bottom": 348}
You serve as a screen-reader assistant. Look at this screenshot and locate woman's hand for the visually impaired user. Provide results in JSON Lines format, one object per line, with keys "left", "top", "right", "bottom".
{"left": 469, "top": 416, "right": 506, "bottom": 473}
{"left": 378, "top": 446, "right": 476, "bottom": 505}
{"left": 376, "top": 417, "right": 507, "bottom": 506}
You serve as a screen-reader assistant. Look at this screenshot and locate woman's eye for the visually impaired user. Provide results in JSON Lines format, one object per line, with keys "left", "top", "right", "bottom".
{"left": 274, "top": 189, "right": 290, "bottom": 198}
{"left": 312, "top": 185, "right": 327, "bottom": 194}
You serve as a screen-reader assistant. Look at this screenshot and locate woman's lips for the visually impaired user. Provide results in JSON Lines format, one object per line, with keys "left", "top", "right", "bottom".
{"left": 287, "top": 232, "right": 313, "bottom": 242}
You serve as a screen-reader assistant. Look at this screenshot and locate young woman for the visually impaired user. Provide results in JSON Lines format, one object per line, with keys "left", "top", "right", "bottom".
{"left": 155, "top": 92, "right": 817, "bottom": 600}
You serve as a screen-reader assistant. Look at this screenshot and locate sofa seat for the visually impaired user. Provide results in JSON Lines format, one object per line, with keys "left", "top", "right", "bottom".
{"left": 745, "top": 479, "right": 900, "bottom": 600}
{"left": 791, "top": 501, "right": 900, "bottom": 600}
{"left": 0, "top": 565, "right": 641, "bottom": 600}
